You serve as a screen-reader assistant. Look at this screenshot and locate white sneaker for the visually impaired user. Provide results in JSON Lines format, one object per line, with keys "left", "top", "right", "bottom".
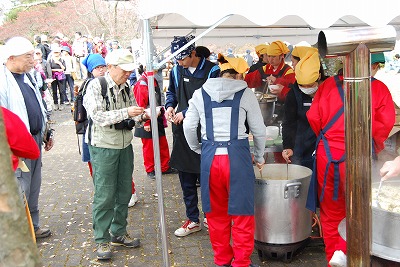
{"left": 203, "top": 218, "right": 209, "bottom": 229}
{"left": 128, "top": 193, "right": 138, "bottom": 207}
{"left": 174, "top": 220, "right": 201, "bottom": 237}
{"left": 329, "top": 250, "right": 347, "bottom": 267}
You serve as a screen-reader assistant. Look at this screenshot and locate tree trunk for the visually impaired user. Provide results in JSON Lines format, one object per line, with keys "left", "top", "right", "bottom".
{"left": 0, "top": 110, "right": 41, "bottom": 267}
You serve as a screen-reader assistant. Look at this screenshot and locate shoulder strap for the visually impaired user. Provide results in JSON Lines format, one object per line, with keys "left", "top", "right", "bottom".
{"left": 257, "top": 66, "right": 268, "bottom": 79}
{"left": 98, "top": 76, "right": 110, "bottom": 111}
{"left": 277, "top": 64, "right": 290, "bottom": 78}
{"left": 79, "top": 78, "right": 93, "bottom": 95}
{"left": 26, "top": 73, "right": 36, "bottom": 87}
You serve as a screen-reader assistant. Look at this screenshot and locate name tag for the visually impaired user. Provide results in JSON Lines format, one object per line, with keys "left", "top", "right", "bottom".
{"left": 184, "top": 78, "right": 190, "bottom": 82}
{"left": 303, "top": 103, "right": 312, "bottom": 107}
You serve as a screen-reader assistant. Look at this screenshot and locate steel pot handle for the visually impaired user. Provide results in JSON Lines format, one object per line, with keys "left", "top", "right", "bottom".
{"left": 284, "top": 182, "right": 302, "bottom": 199}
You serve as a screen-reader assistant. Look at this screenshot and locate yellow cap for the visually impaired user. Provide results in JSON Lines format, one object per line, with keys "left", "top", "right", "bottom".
{"left": 295, "top": 51, "right": 320, "bottom": 85}
{"left": 218, "top": 53, "right": 249, "bottom": 74}
{"left": 255, "top": 44, "right": 269, "bottom": 57}
{"left": 292, "top": 46, "right": 318, "bottom": 59}
{"left": 267, "top": 41, "right": 290, "bottom": 56}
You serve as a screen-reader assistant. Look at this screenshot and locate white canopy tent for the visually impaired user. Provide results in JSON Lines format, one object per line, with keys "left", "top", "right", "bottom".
{"left": 135, "top": 1, "right": 400, "bottom": 266}
{"left": 137, "top": 0, "right": 400, "bottom": 49}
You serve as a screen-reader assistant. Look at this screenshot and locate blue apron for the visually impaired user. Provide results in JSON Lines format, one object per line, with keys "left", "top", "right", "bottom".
{"left": 200, "top": 88, "right": 255, "bottom": 215}
{"left": 306, "top": 75, "right": 345, "bottom": 212}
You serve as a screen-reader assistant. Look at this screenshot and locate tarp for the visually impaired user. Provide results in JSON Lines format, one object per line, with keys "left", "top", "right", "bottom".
{"left": 137, "top": 0, "right": 400, "bottom": 47}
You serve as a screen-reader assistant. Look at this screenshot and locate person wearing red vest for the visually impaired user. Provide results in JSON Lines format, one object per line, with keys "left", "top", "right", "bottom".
{"left": 133, "top": 71, "right": 174, "bottom": 179}
{"left": 306, "top": 52, "right": 395, "bottom": 267}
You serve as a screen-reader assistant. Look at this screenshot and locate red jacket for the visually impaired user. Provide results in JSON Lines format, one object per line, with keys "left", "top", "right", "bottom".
{"left": 2, "top": 107, "right": 40, "bottom": 170}
{"left": 307, "top": 75, "right": 395, "bottom": 154}
{"left": 133, "top": 73, "right": 159, "bottom": 127}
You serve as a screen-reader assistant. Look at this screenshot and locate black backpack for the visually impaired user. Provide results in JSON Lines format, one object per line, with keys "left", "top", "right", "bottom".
{"left": 73, "top": 77, "right": 108, "bottom": 134}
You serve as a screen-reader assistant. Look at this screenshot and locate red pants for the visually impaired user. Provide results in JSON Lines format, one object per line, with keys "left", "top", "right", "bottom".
{"left": 316, "top": 147, "right": 347, "bottom": 265}
{"left": 141, "top": 136, "right": 170, "bottom": 173}
{"left": 206, "top": 155, "right": 254, "bottom": 267}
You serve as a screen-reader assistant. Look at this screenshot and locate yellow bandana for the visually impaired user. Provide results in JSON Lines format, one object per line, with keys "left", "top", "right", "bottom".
{"left": 295, "top": 51, "right": 320, "bottom": 85}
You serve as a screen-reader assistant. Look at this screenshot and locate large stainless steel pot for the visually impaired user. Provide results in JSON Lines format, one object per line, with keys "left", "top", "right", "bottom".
{"left": 255, "top": 93, "right": 277, "bottom": 127}
{"left": 338, "top": 180, "right": 400, "bottom": 262}
{"left": 254, "top": 164, "right": 312, "bottom": 244}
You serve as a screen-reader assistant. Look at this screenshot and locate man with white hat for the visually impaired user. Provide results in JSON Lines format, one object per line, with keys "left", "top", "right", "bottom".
{"left": 183, "top": 54, "right": 265, "bottom": 267}
{"left": 0, "top": 36, "right": 54, "bottom": 239}
{"left": 83, "top": 48, "right": 145, "bottom": 260}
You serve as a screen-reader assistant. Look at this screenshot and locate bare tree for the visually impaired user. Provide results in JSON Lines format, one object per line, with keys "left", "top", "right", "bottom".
{"left": 0, "top": 111, "right": 41, "bottom": 267}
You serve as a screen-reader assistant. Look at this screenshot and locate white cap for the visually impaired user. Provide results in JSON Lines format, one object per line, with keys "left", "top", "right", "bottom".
{"left": 105, "top": 49, "right": 136, "bottom": 71}
{"left": 4, "top": 37, "right": 34, "bottom": 59}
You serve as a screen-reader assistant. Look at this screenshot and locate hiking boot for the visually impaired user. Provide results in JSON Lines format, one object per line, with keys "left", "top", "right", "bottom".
{"left": 162, "top": 167, "right": 178, "bottom": 175}
{"left": 128, "top": 193, "right": 138, "bottom": 207}
{"left": 147, "top": 171, "right": 155, "bottom": 179}
{"left": 111, "top": 234, "right": 140, "bottom": 248}
{"left": 174, "top": 220, "right": 201, "bottom": 237}
{"left": 35, "top": 227, "right": 51, "bottom": 238}
{"left": 329, "top": 250, "right": 347, "bottom": 267}
{"left": 203, "top": 218, "right": 209, "bottom": 229}
{"left": 96, "top": 242, "right": 112, "bottom": 260}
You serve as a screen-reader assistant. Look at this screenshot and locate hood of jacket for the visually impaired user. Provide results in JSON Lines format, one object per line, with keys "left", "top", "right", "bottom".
{"left": 201, "top": 77, "right": 248, "bottom": 103}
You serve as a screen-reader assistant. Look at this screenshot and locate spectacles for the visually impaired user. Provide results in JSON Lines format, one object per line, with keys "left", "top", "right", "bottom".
{"left": 95, "top": 65, "right": 107, "bottom": 70}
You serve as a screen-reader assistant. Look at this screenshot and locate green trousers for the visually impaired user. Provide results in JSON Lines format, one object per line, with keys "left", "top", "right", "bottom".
{"left": 89, "top": 144, "right": 134, "bottom": 243}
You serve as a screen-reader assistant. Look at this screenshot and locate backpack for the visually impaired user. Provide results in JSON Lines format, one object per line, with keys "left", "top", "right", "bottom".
{"left": 73, "top": 77, "right": 108, "bottom": 134}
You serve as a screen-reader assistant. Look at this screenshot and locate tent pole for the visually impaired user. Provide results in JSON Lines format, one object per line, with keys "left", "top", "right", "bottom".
{"left": 143, "top": 18, "right": 171, "bottom": 267}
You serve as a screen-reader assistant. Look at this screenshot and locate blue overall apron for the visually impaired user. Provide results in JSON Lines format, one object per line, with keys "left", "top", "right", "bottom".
{"left": 200, "top": 88, "right": 256, "bottom": 215}
{"left": 306, "top": 75, "right": 345, "bottom": 212}
{"left": 306, "top": 76, "right": 378, "bottom": 212}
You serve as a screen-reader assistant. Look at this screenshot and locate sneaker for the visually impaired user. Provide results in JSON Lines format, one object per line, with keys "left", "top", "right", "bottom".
{"left": 128, "top": 193, "right": 138, "bottom": 207}
{"left": 147, "top": 171, "right": 155, "bottom": 179}
{"left": 203, "top": 218, "right": 209, "bottom": 229}
{"left": 35, "top": 227, "right": 51, "bottom": 238}
{"left": 329, "top": 250, "right": 347, "bottom": 267}
{"left": 111, "top": 234, "right": 140, "bottom": 248}
{"left": 174, "top": 220, "right": 201, "bottom": 237}
{"left": 162, "top": 167, "right": 179, "bottom": 174}
{"left": 59, "top": 104, "right": 64, "bottom": 111}
{"left": 96, "top": 242, "right": 112, "bottom": 260}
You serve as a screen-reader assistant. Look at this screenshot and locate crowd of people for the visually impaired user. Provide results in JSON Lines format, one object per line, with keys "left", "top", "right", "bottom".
{"left": 1, "top": 32, "right": 399, "bottom": 267}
